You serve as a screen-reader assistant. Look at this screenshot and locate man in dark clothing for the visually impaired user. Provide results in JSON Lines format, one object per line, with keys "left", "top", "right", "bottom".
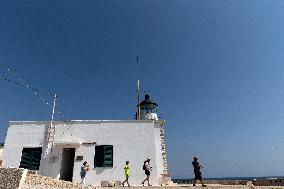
{"left": 192, "top": 157, "right": 206, "bottom": 187}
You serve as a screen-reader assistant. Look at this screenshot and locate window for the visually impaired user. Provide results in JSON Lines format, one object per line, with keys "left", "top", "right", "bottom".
{"left": 19, "top": 147, "right": 42, "bottom": 170}
{"left": 76, "top": 156, "right": 84, "bottom": 161}
{"left": 94, "top": 145, "right": 113, "bottom": 167}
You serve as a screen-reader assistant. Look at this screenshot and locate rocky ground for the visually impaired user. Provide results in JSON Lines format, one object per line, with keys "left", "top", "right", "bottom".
{"left": 1, "top": 167, "right": 284, "bottom": 189}
{"left": 21, "top": 173, "right": 284, "bottom": 189}
{"left": 0, "top": 167, "right": 23, "bottom": 189}
{"left": 21, "top": 173, "right": 95, "bottom": 189}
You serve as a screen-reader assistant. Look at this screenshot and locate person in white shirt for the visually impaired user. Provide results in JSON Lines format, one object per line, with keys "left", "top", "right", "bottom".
{"left": 142, "top": 158, "right": 152, "bottom": 186}
{"left": 80, "top": 161, "right": 89, "bottom": 184}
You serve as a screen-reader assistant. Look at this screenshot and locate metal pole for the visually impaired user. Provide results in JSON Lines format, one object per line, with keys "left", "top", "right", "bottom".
{"left": 136, "top": 56, "right": 141, "bottom": 120}
{"left": 44, "top": 93, "right": 57, "bottom": 160}
{"left": 137, "top": 80, "right": 140, "bottom": 120}
{"left": 51, "top": 94, "right": 57, "bottom": 122}
{"left": 49, "top": 93, "right": 57, "bottom": 145}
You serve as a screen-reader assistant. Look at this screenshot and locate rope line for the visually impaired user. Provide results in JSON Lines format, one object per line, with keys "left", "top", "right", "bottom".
{"left": 6, "top": 67, "right": 55, "bottom": 96}
{"left": 1, "top": 65, "right": 69, "bottom": 121}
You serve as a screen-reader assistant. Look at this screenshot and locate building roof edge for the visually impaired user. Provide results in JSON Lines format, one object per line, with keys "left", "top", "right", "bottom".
{"left": 9, "top": 120, "right": 157, "bottom": 125}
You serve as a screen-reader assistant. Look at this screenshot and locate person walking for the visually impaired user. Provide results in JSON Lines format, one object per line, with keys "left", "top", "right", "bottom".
{"left": 80, "top": 161, "right": 90, "bottom": 185}
{"left": 192, "top": 157, "right": 206, "bottom": 187}
{"left": 142, "top": 158, "right": 152, "bottom": 186}
{"left": 122, "top": 161, "right": 131, "bottom": 186}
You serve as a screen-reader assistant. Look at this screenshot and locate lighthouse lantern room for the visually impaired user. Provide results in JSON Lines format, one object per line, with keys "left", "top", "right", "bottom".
{"left": 139, "top": 94, "right": 159, "bottom": 120}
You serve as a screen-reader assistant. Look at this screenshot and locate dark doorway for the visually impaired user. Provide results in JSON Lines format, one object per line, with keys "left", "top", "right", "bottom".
{"left": 60, "top": 148, "right": 75, "bottom": 182}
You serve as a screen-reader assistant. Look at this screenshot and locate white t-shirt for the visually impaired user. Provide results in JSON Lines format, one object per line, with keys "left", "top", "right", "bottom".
{"left": 144, "top": 162, "right": 152, "bottom": 171}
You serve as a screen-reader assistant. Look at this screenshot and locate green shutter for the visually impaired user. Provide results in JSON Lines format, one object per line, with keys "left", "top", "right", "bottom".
{"left": 94, "top": 145, "right": 113, "bottom": 167}
{"left": 94, "top": 146, "right": 104, "bottom": 167}
{"left": 19, "top": 148, "right": 42, "bottom": 170}
{"left": 103, "top": 146, "right": 113, "bottom": 167}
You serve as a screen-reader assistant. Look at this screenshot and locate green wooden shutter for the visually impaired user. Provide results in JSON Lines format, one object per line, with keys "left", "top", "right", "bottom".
{"left": 19, "top": 148, "right": 42, "bottom": 170}
{"left": 103, "top": 145, "right": 113, "bottom": 167}
{"left": 94, "top": 145, "right": 113, "bottom": 167}
{"left": 94, "top": 146, "right": 104, "bottom": 167}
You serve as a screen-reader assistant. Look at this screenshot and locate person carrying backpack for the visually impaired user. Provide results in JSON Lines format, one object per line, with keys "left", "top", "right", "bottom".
{"left": 142, "top": 157, "right": 152, "bottom": 186}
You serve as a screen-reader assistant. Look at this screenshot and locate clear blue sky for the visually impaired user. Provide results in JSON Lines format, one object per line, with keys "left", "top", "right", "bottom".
{"left": 1, "top": 0, "right": 284, "bottom": 179}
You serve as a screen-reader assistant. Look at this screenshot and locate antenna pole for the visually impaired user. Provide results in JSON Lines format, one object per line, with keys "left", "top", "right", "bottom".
{"left": 51, "top": 94, "right": 57, "bottom": 123}
{"left": 47, "top": 93, "right": 57, "bottom": 143}
{"left": 44, "top": 93, "right": 57, "bottom": 160}
{"left": 136, "top": 56, "right": 141, "bottom": 120}
{"left": 137, "top": 80, "right": 141, "bottom": 120}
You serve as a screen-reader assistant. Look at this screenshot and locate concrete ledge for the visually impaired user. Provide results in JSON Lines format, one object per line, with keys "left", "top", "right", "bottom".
{"left": 18, "top": 169, "right": 28, "bottom": 189}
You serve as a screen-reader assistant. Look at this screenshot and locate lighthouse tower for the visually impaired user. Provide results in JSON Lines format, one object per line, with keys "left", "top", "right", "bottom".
{"left": 139, "top": 93, "right": 171, "bottom": 184}
{"left": 139, "top": 94, "right": 159, "bottom": 120}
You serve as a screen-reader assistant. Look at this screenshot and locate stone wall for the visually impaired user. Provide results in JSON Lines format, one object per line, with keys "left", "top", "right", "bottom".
{"left": 204, "top": 179, "right": 284, "bottom": 186}
{"left": 175, "top": 179, "right": 284, "bottom": 186}
{"left": 0, "top": 167, "right": 27, "bottom": 189}
{"left": 21, "top": 173, "right": 95, "bottom": 189}
{"left": 252, "top": 179, "right": 284, "bottom": 186}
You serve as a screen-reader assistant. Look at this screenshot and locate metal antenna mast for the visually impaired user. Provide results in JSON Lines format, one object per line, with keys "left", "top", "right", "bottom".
{"left": 43, "top": 93, "right": 57, "bottom": 174}
{"left": 136, "top": 56, "right": 141, "bottom": 120}
{"left": 47, "top": 94, "right": 57, "bottom": 144}
{"left": 137, "top": 80, "right": 141, "bottom": 120}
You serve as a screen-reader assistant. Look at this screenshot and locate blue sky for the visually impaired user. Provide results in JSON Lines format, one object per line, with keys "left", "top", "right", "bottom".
{"left": 1, "top": 0, "right": 284, "bottom": 178}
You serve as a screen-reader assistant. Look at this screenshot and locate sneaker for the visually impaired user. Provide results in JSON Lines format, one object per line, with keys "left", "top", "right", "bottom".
{"left": 202, "top": 184, "right": 207, "bottom": 187}
{"left": 193, "top": 184, "right": 196, "bottom": 186}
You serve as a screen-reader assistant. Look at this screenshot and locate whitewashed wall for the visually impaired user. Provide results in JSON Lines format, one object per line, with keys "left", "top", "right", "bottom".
{"left": 3, "top": 120, "right": 165, "bottom": 186}
{"left": 3, "top": 122, "right": 47, "bottom": 168}
{"left": 0, "top": 148, "right": 3, "bottom": 161}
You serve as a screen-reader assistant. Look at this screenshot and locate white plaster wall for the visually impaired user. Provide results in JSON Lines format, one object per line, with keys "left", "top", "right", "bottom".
{"left": 0, "top": 148, "right": 3, "bottom": 160}
{"left": 3, "top": 122, "right": 47, "bottom": 168}
{"left": 53, "top": 121, "right": 158, "bottom": 186}
{"left": 3, "top": 120, "right": 164, "bottom": 186}
{"left": 39, "top": 145, "right": 65, "bottom": 178}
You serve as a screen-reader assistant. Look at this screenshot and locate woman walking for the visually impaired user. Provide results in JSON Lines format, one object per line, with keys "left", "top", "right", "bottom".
{"left": 122, "top": 161, "right": 130, "bottom": 186}
{"left": 142, "top": 158, "right": 152, "bottom": 186}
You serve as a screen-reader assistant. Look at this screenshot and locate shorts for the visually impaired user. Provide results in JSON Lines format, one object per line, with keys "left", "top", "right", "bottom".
{"left": 80, "top": 173, "right": 86, "bottom": 179}
{"left": 145, "top": 170, "right": 150, "bottom": 176}
{"left": 194, "top": 171, "right": 202, "bottom": 180}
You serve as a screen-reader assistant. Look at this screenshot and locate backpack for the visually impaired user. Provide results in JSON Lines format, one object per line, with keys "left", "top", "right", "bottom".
{"left": 143, "top": 161, "right": 147, "bottom": 170}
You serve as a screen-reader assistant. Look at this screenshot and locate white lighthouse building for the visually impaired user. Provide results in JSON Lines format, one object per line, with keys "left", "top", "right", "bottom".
{"left": 3, "top": 94, "right": 170, "bottom": 186}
